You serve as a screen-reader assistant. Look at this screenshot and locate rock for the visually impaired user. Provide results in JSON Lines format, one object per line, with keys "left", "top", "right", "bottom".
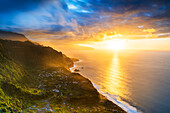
{"left": 74, "top": 69, "right": 80, "bottom": 72}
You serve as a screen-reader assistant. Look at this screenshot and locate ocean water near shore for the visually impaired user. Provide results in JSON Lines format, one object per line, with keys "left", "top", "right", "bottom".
{"left": 67, "top": 49, "right": 170, "bottom": 113}
{"left": 70, "top": 59, "right": 139, "bottom": 113}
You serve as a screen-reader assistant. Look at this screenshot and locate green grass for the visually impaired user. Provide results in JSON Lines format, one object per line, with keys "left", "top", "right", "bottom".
{"left": 0, "top": 39, "right": 125, "bottom": 113}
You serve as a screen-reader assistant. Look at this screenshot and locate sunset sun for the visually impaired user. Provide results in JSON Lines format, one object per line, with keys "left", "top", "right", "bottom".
{"left": 106, "top": 39, "right": 126, "bottom": 50}
{"left": 0, "top": 0, "right": 170, "bottom": 113}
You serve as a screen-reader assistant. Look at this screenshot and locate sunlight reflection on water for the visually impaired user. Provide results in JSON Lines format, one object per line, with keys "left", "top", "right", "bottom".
{"left": 102, "top": 52, "right": 131, "bottom": 103}
{"left": 66, "top": 49, "right": 170, "bottom": 113}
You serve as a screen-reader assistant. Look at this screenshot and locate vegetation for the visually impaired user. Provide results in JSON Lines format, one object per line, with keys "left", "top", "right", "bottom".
{"left": 0, "top": 37, "right": 125, "bottom": 113}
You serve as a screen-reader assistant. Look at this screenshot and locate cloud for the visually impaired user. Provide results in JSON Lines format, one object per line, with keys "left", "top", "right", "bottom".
{"left": 143, "top": 28, "right": 156, "bottom": 33}
{"left": 0, "top": 0, "right": 47, "bottom": 13}
{"left": 0, "top": 0, "right": 170, "bottom": 40}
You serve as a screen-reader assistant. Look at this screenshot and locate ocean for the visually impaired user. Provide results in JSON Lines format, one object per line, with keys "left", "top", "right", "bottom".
{"left": 65, "top": 49, "right": 170, "bottom": 113}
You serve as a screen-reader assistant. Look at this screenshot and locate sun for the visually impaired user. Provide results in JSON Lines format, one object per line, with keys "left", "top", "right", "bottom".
{"left": 76, "top": 38, "right": 126, "bottom": 50}
{"left": 106, "top": 39, "right": 126, "bottom": 50}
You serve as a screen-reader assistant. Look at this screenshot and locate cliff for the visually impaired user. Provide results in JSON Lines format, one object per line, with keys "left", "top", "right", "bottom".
{"left": 0, "top": 30, "right": 28, "bottom": 41}
{"left": 0, "top": 32, "right": 125, "bottom": 113}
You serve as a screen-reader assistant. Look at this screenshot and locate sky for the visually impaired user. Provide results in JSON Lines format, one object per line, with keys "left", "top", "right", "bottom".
{"left": 0, "top": 0, "right": 170, "bottom": 41}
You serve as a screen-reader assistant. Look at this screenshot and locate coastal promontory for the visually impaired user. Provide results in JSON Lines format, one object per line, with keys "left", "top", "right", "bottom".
{"left": 0, "top": 31, "right": 125, "bottom": 113}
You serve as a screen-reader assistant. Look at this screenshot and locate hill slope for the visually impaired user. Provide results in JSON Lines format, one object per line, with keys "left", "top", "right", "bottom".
{"left": 0, "top": 34, "right": 125, "bottom": 112}
{"left": 0, "top": 30, "right": 28, "bottom": 41}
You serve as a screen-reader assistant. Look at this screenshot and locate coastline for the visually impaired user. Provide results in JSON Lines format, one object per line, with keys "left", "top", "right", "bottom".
{"left": 70, "top": 59, "right": 139, "bottom": 113}
{"left": 0, "top": 38, "right": 126, "bottom": 112}
{"left": 69, "top": 60, "right": 83, "bottom": 72}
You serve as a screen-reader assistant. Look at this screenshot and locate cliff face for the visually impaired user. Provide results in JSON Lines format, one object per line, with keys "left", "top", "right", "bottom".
{"left": 0, "top": 39, "right": 73, "bottom": 112}
{"left": 0, "top": 32, "right": 125, "bottom": 113}
{"left": 0, "top": 39, "right": 73, "bottom": 69}
{"left": 0, "top": 30, "right": 28, "bottom": 41}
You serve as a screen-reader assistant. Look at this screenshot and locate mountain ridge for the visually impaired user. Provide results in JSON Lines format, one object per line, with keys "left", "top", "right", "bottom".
{"left": 0, "top": 31, "right": 125, "bottom": 113}
{"left": 0, "top": 30, "right": 28, "bottom": 41}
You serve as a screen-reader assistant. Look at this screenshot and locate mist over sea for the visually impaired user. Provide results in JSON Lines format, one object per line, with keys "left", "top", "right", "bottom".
{"left": 65, "top": 49, "right": 170, "bottom": 113}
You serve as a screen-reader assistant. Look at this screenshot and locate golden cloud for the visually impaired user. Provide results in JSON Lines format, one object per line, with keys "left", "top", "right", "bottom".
{"left": 143, "top": 28, "right": 156, "bottom": 33}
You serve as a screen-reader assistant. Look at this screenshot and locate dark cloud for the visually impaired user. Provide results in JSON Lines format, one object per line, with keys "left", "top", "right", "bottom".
{"left": 0, "top": 0, "right": 170, "bottom": 40}
{"left": 0, "top": 0, "right": 47, "bottom": 13}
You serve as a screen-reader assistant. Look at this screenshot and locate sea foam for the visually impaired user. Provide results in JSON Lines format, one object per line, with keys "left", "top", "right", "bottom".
{"left": 70, "top": 59, "right": 141, "bottom": 113}
{"left": 92, "top": 83, "right": 141, "bottom": 113}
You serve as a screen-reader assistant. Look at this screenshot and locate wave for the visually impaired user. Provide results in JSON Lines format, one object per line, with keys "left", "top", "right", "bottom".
{"left": 69, "top": 60, "right": 83, "bottom": 72}
{"left": 70, "top": 59, "right": 141, "bottom": 113}
{"left": 92, "top": 83, "right": 141, "bottom": 113}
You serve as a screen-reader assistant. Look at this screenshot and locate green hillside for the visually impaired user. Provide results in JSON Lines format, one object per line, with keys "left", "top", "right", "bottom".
{"left": 0, "top": 38, "right": 125, "bottom": 113}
